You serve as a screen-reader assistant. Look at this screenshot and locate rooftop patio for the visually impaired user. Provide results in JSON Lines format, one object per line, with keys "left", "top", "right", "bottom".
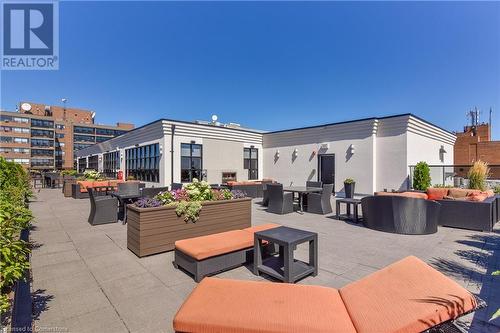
{"left": 29, "top": 188, "right": 499, "bottom": 333}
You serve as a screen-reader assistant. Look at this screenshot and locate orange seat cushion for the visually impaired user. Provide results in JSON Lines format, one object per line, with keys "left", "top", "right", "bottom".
{"left": 447, "top": 188, "right": 470, "bottom": 199}
{"left": 175, "top": 230, "right": 254, "bottom": 260}
{"left": 426, "top": 188, "right": 449, "bottom": 200}
{"left": 77, "top": 180, "right": 94, "bottom": 193}
{"left": 374, "top": 192, "right": 428, "bottom": 200}
{"left": 466, "top": 193, "right": 488, "bottom": 202}
{"left": 92, "top": 180, "right": 110, "bottom": 189}
{"left": 339, "top": 256, "right": 478, "bottom": 333}
{"left": 243, "top": 223, "right": 280, "bottom": 234}
{"left": 173, "top": 277, "right": 356, "bottom": 333}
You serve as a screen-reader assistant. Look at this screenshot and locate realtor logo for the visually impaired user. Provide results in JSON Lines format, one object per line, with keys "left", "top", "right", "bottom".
{"left": 2, "top": 1, "right": 59, "bottom": 70}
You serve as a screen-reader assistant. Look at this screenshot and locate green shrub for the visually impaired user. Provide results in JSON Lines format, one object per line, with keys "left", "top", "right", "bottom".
{"left": 61, "top": 169, "right": 78, "bottom": 176}
{"left": 433, "top": 184, "right": 453, "bottom": 188}
{"left": 0, "top": 157, "right": 33, "bottom": 314}
{"left": 413, "top": 162, "right": 431, "bottom": 191}
{"left": 175, "top": 201, "right": 203, "bottom": 222}
{"left": 468, "top": 161, "right": 489, "bottom": 191}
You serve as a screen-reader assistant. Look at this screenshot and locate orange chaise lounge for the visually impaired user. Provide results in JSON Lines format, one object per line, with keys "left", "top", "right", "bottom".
{"left": 173, "top": 256, "right": 485, "bottom": 333}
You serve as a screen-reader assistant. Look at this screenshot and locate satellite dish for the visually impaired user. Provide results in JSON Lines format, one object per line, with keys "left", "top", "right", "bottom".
{"left": 21, "top": 103, "right": 31, "bottom": 111}
{"left": 211, "top": 114, "right": 218, "bottom": 122}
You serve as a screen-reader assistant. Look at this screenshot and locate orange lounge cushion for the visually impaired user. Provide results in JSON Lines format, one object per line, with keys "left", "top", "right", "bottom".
{"left": 92, "top": 181, "right": 110, "bottom": 190}
{"left": 447, "top": 188, "right": 469, "bottom": 199}
{"left": 77, "top": 180, "right": 94, "bottom": 193}
{"left": 173, "top": 277, "right": 356, "bottom": 333}
{"left": 426, "top": 187, "right": 449, "bottom": 200}
{"left": 339, "top": 256, "right": 478, "bottom": 333}
{"left": 374, "top": 191, "right": 428, "bottom": 200}
{"left": 466, "top": 193, "right": 488, "bottom": 202}
{"left": 175, "top": 230, "right": 254, "bottom": 260}
{"left": 243, "top": 223, "right": 280, "bottom": 234}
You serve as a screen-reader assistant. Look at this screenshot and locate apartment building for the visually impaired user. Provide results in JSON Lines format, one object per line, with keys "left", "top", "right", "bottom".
{"left": 0, "top": 102, "right": 134, "bottom": 170}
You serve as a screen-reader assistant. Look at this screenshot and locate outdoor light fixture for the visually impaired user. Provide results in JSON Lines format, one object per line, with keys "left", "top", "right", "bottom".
{"left": 350, "top": 144, "right": 355, "bottom": 155}
{"left": 275, "top": 150, "right": 280, "bottom": 158}
{"left": 293, "top": 148, "right": 299, "bottom": 157}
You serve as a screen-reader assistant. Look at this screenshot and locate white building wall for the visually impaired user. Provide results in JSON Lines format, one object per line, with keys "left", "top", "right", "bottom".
{"left": 263, "top": 119, "right": 377, "bottom": 195}
{"left": 375, "top": 116, "right": 409, "bottom": 192}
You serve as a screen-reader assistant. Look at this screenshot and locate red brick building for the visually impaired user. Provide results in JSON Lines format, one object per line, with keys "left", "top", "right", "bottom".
{"left": 454, "top": 123, "right": 500, "bottom": 178}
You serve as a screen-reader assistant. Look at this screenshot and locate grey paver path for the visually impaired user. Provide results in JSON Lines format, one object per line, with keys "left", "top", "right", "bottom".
{"left": 29, "top": 189, "right": 500, "bottom": 332}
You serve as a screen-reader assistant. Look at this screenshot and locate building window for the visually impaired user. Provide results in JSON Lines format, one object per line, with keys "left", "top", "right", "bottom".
{"left": 13, "top": 148, "right": 30, "bottom": 154}
{"left": 74, "top": 134, "right": 95, "bottom": 143}
{"left": 244, "top": 147, "right": 258, "bottom": 180}
{"left": 31, "top": 158, "right": 54, "bottom": 167}
{"left": 7, "top": 158, "right": 29, "bottom": 165}
{"left": 1, "top": 126, "right": 29, "bottom": 133}
{"left": 96, "top": 136, "right": 110, "bottom": 143}
{"left": 74, "top": 126, "right": 95, "bottom": 134}
{"left": 31, "top": 149, "right": 53, "bottom": 157}
{"left": 74, "top": 143, "right": 91, "bottom": 151}
{"left": 55, "top": 124, "right": 65, "bottom": 130}
{"left": 125, "top": 143, "right": 160, "bottom": 183}
{"left": 55, "top": 133, "right": 64, "bottom": 138}
{"left": 31, "top": 129, "right": 54, "bottom": 138}
{"left": 78, "top": 158, "right": 87, "bottom": 172}
{"left": 88, "top": 156, "right": 99, "bottom": 170}
{"left": 181, "top": 143, "right": 202, "bottom": 182}
{"left": 31, "top": 119, "right": 54, "bottom": 128}
{"left": 31, "top": 139, "right": 53, "bottom": 147}
{"left": 103, "top": 151, "right": 120, "bottom": 178}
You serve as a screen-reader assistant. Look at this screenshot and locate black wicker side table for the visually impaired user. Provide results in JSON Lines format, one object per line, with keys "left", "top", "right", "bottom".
{"left": 253, "top": 226, "right": 318, "bottom": 283}
{"left": 336, "top": 198, "right": 362, "bottom": 223}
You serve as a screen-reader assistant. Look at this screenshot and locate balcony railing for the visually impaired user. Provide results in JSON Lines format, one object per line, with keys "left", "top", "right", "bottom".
{"left": 409, "top": 164, "right": 500, "bottom": 188}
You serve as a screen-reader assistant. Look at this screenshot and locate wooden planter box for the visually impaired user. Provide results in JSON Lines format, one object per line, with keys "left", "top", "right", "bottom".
{"left": 127, "top": 198, "right": 252, "bottom": 257}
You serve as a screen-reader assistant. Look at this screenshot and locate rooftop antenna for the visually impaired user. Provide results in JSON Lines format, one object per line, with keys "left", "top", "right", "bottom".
{"left": 466, "top": 107, "right": 480, "bottom": 136}
{"left": 489, "top": 107, "right": 493, "bottom": 139}
{"left": 61, "top": 98, "right": 67, "bottom": 119}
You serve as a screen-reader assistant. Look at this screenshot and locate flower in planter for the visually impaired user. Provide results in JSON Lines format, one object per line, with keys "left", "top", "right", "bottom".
{"left": 134, "top": 197, "right": 162, "bottom": 208}
{"left": 230, "top": 190, "right": 246, "bottom": 199}
{"left": 155, "top": 191, "right": 175, "bottom": 205}
{"left": 344, "top": 178, "right": 355, "bottom": 184}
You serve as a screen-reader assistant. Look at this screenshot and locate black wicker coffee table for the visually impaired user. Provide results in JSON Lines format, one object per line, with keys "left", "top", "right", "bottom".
{"left": 253, "top": 226, "right": 318, "bottom": 283}
{"left": 336, "top": 198, "right": 362, "bottom": 223}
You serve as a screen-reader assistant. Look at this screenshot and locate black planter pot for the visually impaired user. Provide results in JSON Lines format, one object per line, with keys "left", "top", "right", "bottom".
{"left": 344, "top": 182, "right": 355, "bottom": 198}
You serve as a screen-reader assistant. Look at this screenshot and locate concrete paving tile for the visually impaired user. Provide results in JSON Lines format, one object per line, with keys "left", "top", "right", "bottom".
{"left": 100, "top": 272, "right": 166, "bottom": 304}
{"left": 31, "top": 259, "right": 89, "bottom": 282}
{"left": 33, "top": 270, "right": 100, "bottom": 297}
{"left": 61, "top": 306, "right": 129, "bottom": 333}
{"left": 32, "top": 241, "right": 75, "bottom": 256}
{"left": 31, "top": 249, "right": 82, "bottom": 269}
{"left": 36, "top": 288, "right": 112, "bottom": 323}
{"left": 113, "top": 288, "right": 182, "bottom": 333}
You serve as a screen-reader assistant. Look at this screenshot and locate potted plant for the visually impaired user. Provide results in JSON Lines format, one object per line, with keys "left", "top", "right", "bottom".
{"left": 344, "top": 178, "right": 355, "bottom": 198}
{"left": 412, "top": 161, "right": 431, "bottom": 191}
{"left": 467, "top": 160, "right": 490, "bottom": 191}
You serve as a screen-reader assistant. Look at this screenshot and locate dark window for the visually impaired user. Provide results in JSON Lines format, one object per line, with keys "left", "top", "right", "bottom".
{"left": 103, "top": 151, "right": 120, "bottom": 178}
{"left": 31, "top": 139, "right": 53, "bottom": 147}
{"left": 96, "top": 136, "right": 110, "bottom": 143}
{"left": 78, "top": 157, "right": 87, "bottom": 173}
{"left": 244, "top": 148, "right": 258, "bottom": 180}
{"left": 31, "top": 158, "right": 54, "bottom": 167}
{"left": 88, "top": 156, "right": 99, "bottom": 170}
{"left": 74, "top": 126, "right": 95, "bottom": 134}
{"left": 55, "top": 133, "right": 64, "bottom": 138}
{"left": 125, "top": 143, "right": 160, "bottom": 182}
{"left": 180, "top": 143, "right": 203, "bottom": 182}
{"left": 74, "top": 143, "right": 92, "bottom": 151}
{"left": 74, "top": 134, "right": 95, "bottom": 143}
{"left": 31, "top": 119, "right": 54, "bottom": 128}
{"left": 31, "top": 149, "right": 54, "bottom": 157}
{"left": 31, "top": 129, "right": 54, "bottom": 138}
{"left": 95, "top": 128, "right": 113, "bottom": 135}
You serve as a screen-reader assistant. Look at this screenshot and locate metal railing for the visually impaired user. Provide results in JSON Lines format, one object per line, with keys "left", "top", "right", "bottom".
{"left": 409, "top": 164, "right": 500, "bottom": 188}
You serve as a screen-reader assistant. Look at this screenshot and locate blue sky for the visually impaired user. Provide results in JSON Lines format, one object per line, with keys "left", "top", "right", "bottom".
{"left": 1, "top": 1, "right": 499, "bottom": 137}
